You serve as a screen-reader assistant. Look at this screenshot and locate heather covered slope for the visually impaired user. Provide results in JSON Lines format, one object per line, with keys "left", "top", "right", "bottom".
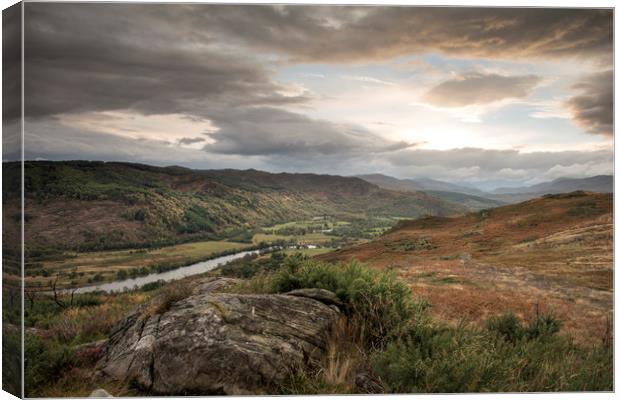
{"left": 3, "top": 161, "right": 464, "bottom": 253}
{"left": 493, "top": 175, "right": 613, "bottom": 195}
{"left": 319, "top": 191, "right": 613, "bottom": 344}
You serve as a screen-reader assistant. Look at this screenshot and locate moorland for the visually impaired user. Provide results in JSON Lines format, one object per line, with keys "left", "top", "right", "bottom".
{"left": 1, "top": 161, "right": 613, "bottom": 396}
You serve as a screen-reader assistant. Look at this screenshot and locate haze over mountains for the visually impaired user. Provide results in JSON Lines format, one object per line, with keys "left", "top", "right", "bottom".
{"left": 356, "top": 173, "right": 613, "bottom": 203}
{"left": 492, "top": 175, "right": 613, "bottom": 195}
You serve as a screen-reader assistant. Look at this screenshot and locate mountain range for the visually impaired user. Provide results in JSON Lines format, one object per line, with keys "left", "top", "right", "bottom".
{"left": 4, "top": 161, "right": 465, "bottom": 253}
{"left": 356, "top": 173, "right": 612, "bottom": 203}
{"left": 3, "top": 161, "right": 611, "bottom": 254}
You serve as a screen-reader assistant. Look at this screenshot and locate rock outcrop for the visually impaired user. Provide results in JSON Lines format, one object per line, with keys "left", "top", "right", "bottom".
{"left": 285, "top": 288, "right": 343, "bottom": 308}
{"left": 96, "top": 280, "right": 340, "bottom": 395}
{"left": 89, "top": 388, "right": 113, "bottom": 397}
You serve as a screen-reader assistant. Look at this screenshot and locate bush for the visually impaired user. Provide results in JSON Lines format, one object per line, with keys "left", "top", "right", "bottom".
{"left": 485, "top": 312, "right": 523, "bottom": 343}
{"left": 153, "top": 281, "right": 192, "bottom": 314}
{"left": 270, "top": 257, "right": 424, "bottom": 348}
{"left": 372, "top": 314, "right": 611, "bottom": 393}
{"left": 220, "top": 252, "right": 284, "bottom": 279}
{"left": 72, "top": 294, "right": 103, "bottom": 308}
{"left": 486, "top": 312, "right": 562, "bottom": 343}
{"left": 25, "top": 334, "right": 75, "bottom": 394}
{"left": 139, "top": 280, "right": 165, "bottom": 292}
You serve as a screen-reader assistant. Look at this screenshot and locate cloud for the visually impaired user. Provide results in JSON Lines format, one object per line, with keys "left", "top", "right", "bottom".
{"left": 564, "top": 70, "right": 613, "bottom": 136}
{"left": 203, "top": 107, "right": 414, "bottom": 156}
{"left": 2, "top": 3, "right": 22, "bottom": 123}
{"left": 541, "top": 161, "right": 613, "bottom": 181}
{"left": 22, "top": 3, "right": 310, "bottom": 122}
{"left": 17, "top": 4, "right": 613, "bottom": 188}
{"left": 387, "top": 147, "right": 612, "bottom": 172}
{"left": 178, "top": 137, "right": 206, "bottom": 146}
{"left": 191, "top": 6, "right": 612, "bottom": 63}
{"left": 423, "top": 72, "right": 541, "bottom": 107}
{"left": 379, "top": 147, "right": 612, "bottom": 187}
{"left": 343, "top": 75, "right": 396, "bottom": 86}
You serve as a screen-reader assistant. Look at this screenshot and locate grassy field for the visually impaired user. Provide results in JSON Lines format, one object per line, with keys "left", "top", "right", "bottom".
{"left": 252, "top": 232, "right": 334, "bottom": 245}
{"left": 26, "top": 240, "right": 252, "bottom": 290}
{"left": 26, "top": 215, "right": 396, "bottom": 291}
{"left": 262, "top": 219, "right": 350, "bottom": 232}
{"left": 281, "top": 247, "right": 335, "bottom": 257}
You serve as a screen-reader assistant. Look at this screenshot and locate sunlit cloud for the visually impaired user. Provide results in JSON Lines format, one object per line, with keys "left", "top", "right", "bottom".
{"left": 422, "top": 72, "right": 542, "bottom": 107}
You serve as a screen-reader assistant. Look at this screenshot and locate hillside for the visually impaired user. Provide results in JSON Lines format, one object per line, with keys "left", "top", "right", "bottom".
{"left": 493, "top": 175, "right": 613, "bottom": 195}
{"left": 3, "top": 161, "right": 465, "bottom": 253}
{"left": 409, "top": 177, "right": 488, "bottom": 196}
{"left": 319, "top": 191, "right": 613, "bottom": 343}
{"left": 356, "top": 174, "right": 503, "bottom": 210}
{"left": 357, "top": 173, "right": 486, "bottom": 195}
{"left": 422, "top": 190, "right": 504, "bottom": 211}
{"left": 358, "top": 173, "right": 613, "bottom": 204}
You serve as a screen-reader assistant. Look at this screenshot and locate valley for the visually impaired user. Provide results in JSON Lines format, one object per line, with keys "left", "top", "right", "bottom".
{"left": 6, "top": 161, "right": 613, "bottom": 396}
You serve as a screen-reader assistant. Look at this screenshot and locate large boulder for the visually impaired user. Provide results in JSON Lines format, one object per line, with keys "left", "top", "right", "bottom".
{"left": 96, "top": 284, "right": 340, "bottom": 395}
{"left": 285, "top": 288, "right": 343, "bottom": 308}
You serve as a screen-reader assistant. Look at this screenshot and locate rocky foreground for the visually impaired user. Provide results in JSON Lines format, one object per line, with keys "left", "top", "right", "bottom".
{"left": 95, "top": 278, "right": 343, "bottom": 395}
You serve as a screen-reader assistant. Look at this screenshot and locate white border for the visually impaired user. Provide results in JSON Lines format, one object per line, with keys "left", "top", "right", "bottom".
{"left": 0, "top": 1, "right": 616, "bottom": 400}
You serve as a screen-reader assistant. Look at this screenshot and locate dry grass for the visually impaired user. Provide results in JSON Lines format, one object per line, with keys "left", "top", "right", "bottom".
{"left": 322, "top": 317, "right": 363, "bottom": 388}
{"left": 319, "top": 192, "right": 613, "bottom": 346}
{"left": 278, "top": 316, "right": 370, "bottom": 394}
{"left": 148, "top": 281, "right": 192, "bottom": 315}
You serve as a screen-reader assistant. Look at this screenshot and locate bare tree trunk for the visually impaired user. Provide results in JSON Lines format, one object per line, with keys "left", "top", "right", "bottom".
{"left": 50, "top": 275, "right": 66, "bottom": 309}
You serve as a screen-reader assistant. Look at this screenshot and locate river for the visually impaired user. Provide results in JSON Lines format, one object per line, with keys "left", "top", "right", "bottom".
{"left": 70, "top": 248, "right": 268, "bottom": 294}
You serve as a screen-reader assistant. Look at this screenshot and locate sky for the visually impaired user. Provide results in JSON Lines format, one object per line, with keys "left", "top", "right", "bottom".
{"left": 4, "top": 4, "right": 614, "bottom": 190}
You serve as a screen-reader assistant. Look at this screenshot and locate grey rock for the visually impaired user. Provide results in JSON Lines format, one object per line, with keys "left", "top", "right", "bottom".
{"left": 75, "top": 339, "right": 108, "bottom": 353}
{"left": 89, "top": 388, "right": 113, "bottom": 397}
{"left": 190, "top": 277, "right": 241, "bottom": 295}
{"left": 355, "top": 371, "right": 384, "bottom": 394}
{"left": 285, "top": 288, "right": 343, "bottom": 307}
{"left": 96, "top": 291, "right": 340, "bottom": 395}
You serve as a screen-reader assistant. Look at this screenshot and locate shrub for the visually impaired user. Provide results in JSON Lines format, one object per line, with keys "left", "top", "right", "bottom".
{"left": 485, "top": 312, "right": 523, "bottom": 343}
{"left": 524, "top": 313, "right": 562, "bottom": 340}
{"left": 153, "top": 281, "right": 192, "bottom": 314}
{"left": 372, "top": 314, "right": 611, "bottom": 393}
{"left": 25, "top": 334, "right": 75, "bottom": 394}
{"left": 139, "top": 280, "right": 165, "bottom": 292}
{"left": 72, "top": 294, "right": 103, "bottom": 308}
{"left": 486, "top": 312, "right": 562, "bottom": 343}
{"left": 270, "top": 257, "right": 425, "bottom": 348}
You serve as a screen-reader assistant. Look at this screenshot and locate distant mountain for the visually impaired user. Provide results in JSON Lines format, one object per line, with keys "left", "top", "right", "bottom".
{"left": 356, "top": 174, "right": 486, "bottom": 196}
{"left": 355, "top": 174, "right": 420, "bottom": 192}
{"left": 409, "top": 177, "right": 488, "bottom": 196}
{"left": 423, "top": 190, "right": 505, "bottom": 211}
{"left": 4, "top": 161, "right": 465, "bottom": 253}
{"left": 493, "top": 175, "right": 613, "bottom": 195}
{"left": 356, "top": 174, "right": 502, "bottom": 210}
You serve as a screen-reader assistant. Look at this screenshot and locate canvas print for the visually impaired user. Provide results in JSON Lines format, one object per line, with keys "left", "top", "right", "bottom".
{"left": 1, "top": 2, "right": 614, "bottom": 397}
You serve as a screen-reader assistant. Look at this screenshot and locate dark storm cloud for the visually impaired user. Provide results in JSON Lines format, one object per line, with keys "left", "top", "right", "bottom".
{"left": 3, "top": 3, "right": 22, "bottom": 123}
{"left": 189, "top": 6, "right": 612, "bottom": 63}
{"left": 23, "top": 3, "right": 423, "bottom": 158}
{"left": 423, "top": 73, "right": 541, "bottom": 107}
{"left": 23, "top": 4, "right": 613, "bottom": 122}
{"left": 565, "top": 70, "right": 613, "bottom": 136}
{"left": 24, "top": 3, "right": 308, "bottom": 120}
{"left": 204, "top": 107, "right": 414, "bottom": 156}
